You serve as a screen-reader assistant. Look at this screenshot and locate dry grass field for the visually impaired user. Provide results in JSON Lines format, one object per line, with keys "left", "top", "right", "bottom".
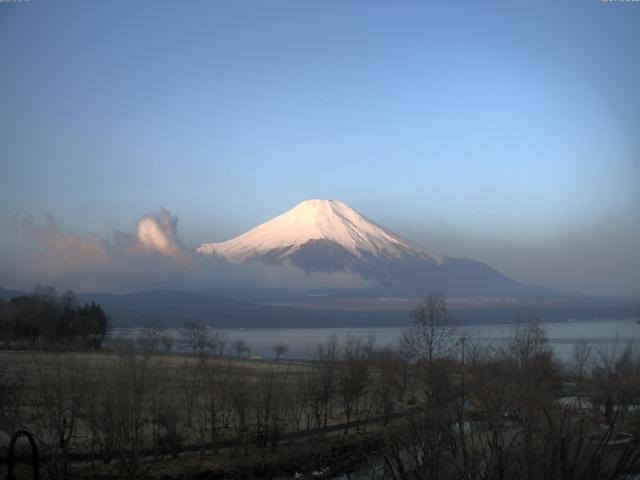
{"left": 3, "top": 318, "right": 640, "bottom": 479}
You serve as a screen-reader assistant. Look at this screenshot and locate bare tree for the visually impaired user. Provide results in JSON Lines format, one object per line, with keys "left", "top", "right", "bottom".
{"left": 271, "top": 342, "right": 289, "bottom": 361}
{"left": 289, "top": 374, "right": 310, "bottom": 432}
{"left": 178, "top": 356, "right": 206, "bottom": 432}
{"left": 314, "top": 334, "right": 339, "bottom": 429}
{"left": 339, "top": 334, "right": 374, "bottom": 433}
{"left": 569, "top": 340, "right": 592, "bottom": 390}
{"left": 138, "top": 322, "right": 166, "bottom": 353}
{"left": 379, "top": 333, "right": 640, "bottom": 480}
{"left": 31, "top": 353, "right": 85, "bottom": 479}
{"left": 371, "top": 346, "right": 401, "bottom": 426}
{"left": 107, "top": 347, "right": 164, "bottom": 479}
{"left": 180, "top": 322, "right": 210, "bottom": 355}
{"left": 407, "top": 292, "right": 456, "bottom": 365}
{"left": 160, "top": 334, "right": 174, "bottom": 354}
{"left": 208, "top": 330, "right": 227, "bottom": 357}
{"left": 592, "top": 338, "right": 640, "bottom": 422}
{"left": 498, "top": 319, "right": 559, "bottom": 413}
{"left": 253, "top": 367, "right": 291, "bottom": 452}
{"left": 229, "top": 376, "right": 251, "bottom": 456}
{"left": 404, "top": 292, "right": 457, "bottom": 405}
{"left": 397, "top": 330, "right": 417, "bottom": 403}
{"left": 199, "top": 359, "right": 234, "bottom": 454}
{"left": 231, "top": 338, "right": 250, "bottom": 358}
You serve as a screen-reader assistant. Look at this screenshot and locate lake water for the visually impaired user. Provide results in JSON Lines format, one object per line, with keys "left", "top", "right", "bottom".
{"left": 109, "top": 317, "right": 640, "bottom": 362}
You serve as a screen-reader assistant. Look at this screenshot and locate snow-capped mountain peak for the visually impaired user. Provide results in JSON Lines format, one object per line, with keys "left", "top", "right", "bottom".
{"left": 197, "top": 199, "right": 525, "bottom": 295}
{"left": 197, "top": 199, "right": 443, "bottom": 264}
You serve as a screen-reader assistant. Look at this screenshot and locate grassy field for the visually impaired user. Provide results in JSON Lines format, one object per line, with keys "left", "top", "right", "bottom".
{"left": 0, "top": 348, "right": 409, "bottom": 479}
{"left": 4, "top": 321, "right": 640, "bottom": 479}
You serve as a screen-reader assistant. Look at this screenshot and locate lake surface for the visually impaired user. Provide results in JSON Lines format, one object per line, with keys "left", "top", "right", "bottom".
{"left": 109, "top": 317, "right": 640, "bottom": 362}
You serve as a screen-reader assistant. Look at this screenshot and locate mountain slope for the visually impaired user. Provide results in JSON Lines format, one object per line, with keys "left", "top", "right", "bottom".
{"left": 198, "top": 199, "right": 528, "bottom": 295}
{"left": 198, "top": 199, "right": 443, "bottom": 264}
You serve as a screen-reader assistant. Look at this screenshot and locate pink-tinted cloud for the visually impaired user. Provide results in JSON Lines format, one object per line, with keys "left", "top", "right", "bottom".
{"left": 2, "top": 209, "right": 372, "bottom": 293}
{"left": 13, "top": 214, "right": 110, "bottom": 274}
{"left": 131, "top": 209, "right": 182, "bottom": 256}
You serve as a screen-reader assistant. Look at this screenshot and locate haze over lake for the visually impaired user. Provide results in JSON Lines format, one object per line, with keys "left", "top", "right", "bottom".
{"left": 110, "top": 317, "right": 640, "bottom": 362}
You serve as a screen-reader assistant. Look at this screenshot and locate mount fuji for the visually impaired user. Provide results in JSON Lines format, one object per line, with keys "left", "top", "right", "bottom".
{"left": 197, "top": 199, "right": 531, "bottom": 296}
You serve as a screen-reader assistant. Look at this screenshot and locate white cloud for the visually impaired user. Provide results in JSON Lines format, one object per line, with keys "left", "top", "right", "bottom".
{"left": 1, "top": 209, "right": 371, "bottom": 294}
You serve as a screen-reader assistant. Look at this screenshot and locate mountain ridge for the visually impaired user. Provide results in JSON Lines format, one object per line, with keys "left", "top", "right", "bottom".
{"left": 197, "top": 199, "right": 527, "bottom": 295}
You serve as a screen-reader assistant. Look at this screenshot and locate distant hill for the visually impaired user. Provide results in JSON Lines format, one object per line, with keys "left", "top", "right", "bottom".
{"left": 77, "top": 289, "right": 638, "bottom": 328}
{"left": 76, "top": 290, "right": 409, "bottom": 328}
{"left": 1, "top": 287, "right": 636, "bottom": 328}
{"left": 0, "top": 287, "right": 27, "bottom": 301}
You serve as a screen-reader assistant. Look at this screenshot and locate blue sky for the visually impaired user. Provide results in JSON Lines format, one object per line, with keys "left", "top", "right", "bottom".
{"left": 1, "top": 0, "right": 639, "bottom": 296}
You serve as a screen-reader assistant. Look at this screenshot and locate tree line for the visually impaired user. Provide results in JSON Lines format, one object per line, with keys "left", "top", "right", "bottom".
{"left": 0, "top": 286, "right": 108, "bottom": 349}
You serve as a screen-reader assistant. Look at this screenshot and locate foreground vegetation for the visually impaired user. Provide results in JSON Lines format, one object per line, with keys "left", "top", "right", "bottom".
{"left": 0, "top": 287, "right": 107, "bottom": 350}
{"left": 1, "top": 293, "right": 640, "bottom": 479}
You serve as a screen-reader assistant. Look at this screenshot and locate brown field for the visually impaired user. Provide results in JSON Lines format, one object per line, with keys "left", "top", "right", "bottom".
{"left": 3, "top": 319, "right": 640, "bottom": 479}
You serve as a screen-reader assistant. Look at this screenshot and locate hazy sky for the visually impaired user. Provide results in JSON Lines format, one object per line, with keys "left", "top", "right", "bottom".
{"left": 1, "top": 1, "right": 639, "bottom": 297}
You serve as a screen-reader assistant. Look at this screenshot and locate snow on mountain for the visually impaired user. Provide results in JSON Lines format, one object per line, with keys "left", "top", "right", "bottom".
{"left": 197, "top": 199, "right": 443, "bottom": 264}
{"left": 197, "top": 199, "right": 526, "bottom": 295}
